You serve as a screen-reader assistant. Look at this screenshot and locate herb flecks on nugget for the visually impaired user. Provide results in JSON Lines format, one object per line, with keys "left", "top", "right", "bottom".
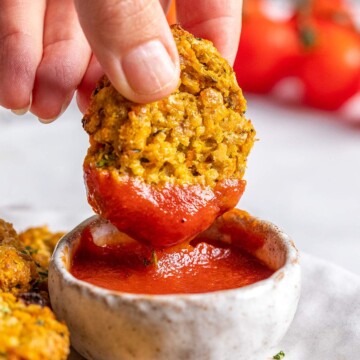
{"left": 83, "top": 25, "right": 255, "bottom": 248}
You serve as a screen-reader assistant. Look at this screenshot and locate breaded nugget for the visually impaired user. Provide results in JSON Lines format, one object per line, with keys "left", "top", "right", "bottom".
{"left": 19, "top": 227, "right": 64, "bottom": 269}
{"left": 0, "top": 220, "right": 24, "bottom": 251}
{"left": 83, "top": 25, "right": 255, "bottom": 247}
{"left": 84, "top": 26, "right": 254, "bottom": 186}
{"left": 0, "top": 220, "right": 17, "bottom": 243}
{"left": 0, "top": 220, "right": 64, "bottom": 297}
{"left": 0, "top": 246, "right": 38, "bottom": 295}
{"left": 0, "top": 220, "right": 38, "bottom": 295}
{"left": 0, "top": 220, "right": 70, "bottom": 358}
{"left": 0, "top": 292, "right": 69, "bottom": 360}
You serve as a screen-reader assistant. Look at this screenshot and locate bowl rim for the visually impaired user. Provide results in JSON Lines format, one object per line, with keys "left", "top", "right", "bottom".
{"left": 50, "top": 213, "right": 299, "bottom": 302}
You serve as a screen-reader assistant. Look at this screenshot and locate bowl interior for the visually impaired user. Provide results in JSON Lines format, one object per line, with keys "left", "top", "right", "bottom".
{"left": 197, "top": 210, "right": 290, "bottom": 271}
{"left": 58, "top": 209, "right": 294, "bottom": 281}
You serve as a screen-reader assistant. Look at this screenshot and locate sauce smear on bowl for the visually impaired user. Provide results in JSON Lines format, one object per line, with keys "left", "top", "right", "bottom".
{"left": 70, "top": 227, "right": 274, "bottom": 295}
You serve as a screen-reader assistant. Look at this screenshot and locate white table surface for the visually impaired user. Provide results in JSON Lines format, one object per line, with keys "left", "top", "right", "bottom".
{"left": 0, "top": 95, "right": 360, "bottom": 275}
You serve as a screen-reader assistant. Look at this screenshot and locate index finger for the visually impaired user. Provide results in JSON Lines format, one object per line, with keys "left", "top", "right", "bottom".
{"left": 0, "top": 0, "right": 46, "bottom": 112}
{"left": 176, "top": 0, "right": 242, "bottom": 65}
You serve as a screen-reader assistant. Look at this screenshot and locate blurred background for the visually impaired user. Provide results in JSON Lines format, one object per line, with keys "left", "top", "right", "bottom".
{"left": 236, "top": 0, "right": 360, "bottom": 275}
{"left": 0, "top": 0, "right": 360, "bottom": 274}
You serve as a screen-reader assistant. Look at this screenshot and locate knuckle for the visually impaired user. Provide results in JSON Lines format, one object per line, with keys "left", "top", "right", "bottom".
{"left": 0, "top": 31, "right": 36, "bottom": 79}
{"left": 93, "top": 0, "right": 161, "bottom": 36}
{"left": 0, "top": 32, "right": 35, "bottom": 108}
{"left": 40, "top": 40, "right": 86, "bottom": 92}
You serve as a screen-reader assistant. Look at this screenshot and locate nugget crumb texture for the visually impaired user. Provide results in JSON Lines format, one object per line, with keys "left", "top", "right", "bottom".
{"left": 0, "top": 219, "right": 70, "bottom": 359}
{"left": 19, "top": 227, "right": 64, "bottom": 269}
{"left": 0, "top": 292, "right": 69, "bottom": 360}
{"left": 0, "top": 220, "right": 20, "bottom": 248}
{"left": 0, "top": 220, "right": 38, "bottom": 295}
{"left": 0, "top": 220, "right": 65, "bottom": 295}
{"left": 83, "top": 25, "right": 255, "bottom": 187}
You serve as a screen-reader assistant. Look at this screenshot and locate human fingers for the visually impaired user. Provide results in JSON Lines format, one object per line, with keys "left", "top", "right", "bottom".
{"left": 76, "top": 55, "right": 103, "bottom": 114}
{"left": 0, "top": 0, "right": 46, "bottom": 113}
{"left": 74, "top": 0, "right": 180, "bottom": 104}
{"left": 160, "top": 0, "right": 172, "bottom": 13}
{"left": 176, "top": 0, "right": 242, "bottom": 65}
{"left": 77, "top": 0, "right": 173, "bottom": 112}
{"left": 31, "top": 0, "right": 91, "bottom": 122}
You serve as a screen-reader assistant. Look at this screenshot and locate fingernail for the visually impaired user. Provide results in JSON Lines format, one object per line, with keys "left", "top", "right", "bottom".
{"left": 122, "top": 40, "right": 177, "bottom": 95}
{"left": 37, "top": 106, "right": 64, "bottom": 123}
{"left": 38, "top": 115, "right": 60, "bottom": 124}
{"left": 11, "top": 93, "right": 32, "bottom": 116}
{"left": 11, "top": 107, "right": 29, "bottom": 116}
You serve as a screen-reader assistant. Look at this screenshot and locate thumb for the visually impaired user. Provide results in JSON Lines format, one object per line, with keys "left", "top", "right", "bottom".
{"left": 75, "top": 0, "right": 179, "bottom": 103}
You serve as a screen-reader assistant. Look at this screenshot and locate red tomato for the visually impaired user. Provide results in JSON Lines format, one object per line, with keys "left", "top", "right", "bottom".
{"left": 308, "top": 0, "right": 347, "bottom": 14}
{"left": 242, "top": 0, "right": 265, "bottom": 19}
{"left": 234, "top": 17, "right": 300, "bottom": 93}
{"left": 298, "top": 20, "right": 360, "bottom": 110}
{"left": 295, "top": 0, "right": 355, "bottom": 30}
{"left": 312, "top": 0, "right": 354, "bottom": 24}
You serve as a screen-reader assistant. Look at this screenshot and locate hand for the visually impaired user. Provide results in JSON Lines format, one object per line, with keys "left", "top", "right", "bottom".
{"left": 0, "top": 0, "right": 242, "bottom": 122}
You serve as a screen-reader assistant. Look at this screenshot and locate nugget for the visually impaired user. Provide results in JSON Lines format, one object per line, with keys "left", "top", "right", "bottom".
{"left": 0, "top": 220, "right": 64, "bottom": 296}
{"left": 19, "top": 227, "right": 64, "bottom": 269}
{"left": 0, "top": 246, "right": 38, "bottom": 295}
{"left": 18, "top": 226, "right": 65, "bottom": 301}
{"left": 0, "top": 292, "right": 69, "bottom": 360}
{"left": 0, "top": 220, "right": 38, "bottom": 295}
{"left": 83, "top": 25, "right": 255, "bottom": 247}
{"left": 0, "top": 219, "right": 23, "bottom": 250}
{"left": 0, "top": 219, "right": 17, "bottom": 242}
{"left": 0, "top": 220, "right": 70, "bottom": 359}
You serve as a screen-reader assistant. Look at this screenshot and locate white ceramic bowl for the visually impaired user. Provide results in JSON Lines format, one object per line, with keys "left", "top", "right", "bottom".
{"left": 49, "top": 211, "right": 301, "bottom": 360}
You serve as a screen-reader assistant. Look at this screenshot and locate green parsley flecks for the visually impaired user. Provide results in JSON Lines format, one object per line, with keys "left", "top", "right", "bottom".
{"left": 273, "top": 350, "right": 285, "bottom": 359}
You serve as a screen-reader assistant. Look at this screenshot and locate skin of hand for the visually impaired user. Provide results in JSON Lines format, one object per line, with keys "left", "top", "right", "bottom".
{"left": 0, "top": 0, "right": 242, "bottom": 122}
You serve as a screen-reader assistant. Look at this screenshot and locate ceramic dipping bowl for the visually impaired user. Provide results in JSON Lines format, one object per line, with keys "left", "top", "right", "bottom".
{"left": 48, "top": 210, "right": 301, "bottom": 360}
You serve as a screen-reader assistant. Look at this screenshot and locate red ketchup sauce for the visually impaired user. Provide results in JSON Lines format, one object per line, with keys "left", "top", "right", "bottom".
{"left": 70, "top": 219, "right": 274, "bottom": 295}
{"left": 84, "top": 163, "right": 246, "bottom": 248}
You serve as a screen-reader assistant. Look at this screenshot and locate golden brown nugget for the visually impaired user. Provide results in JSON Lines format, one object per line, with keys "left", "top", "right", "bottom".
{"left": 83, "top": 25, "right": 255, "bottom": 247}
{"left": 19, "top": 227, "right": 64, "bottom": 269}
{"left": 0, "top": 220, "right": 38, "bottom": 295}
{"left": 0, "top": 246, "right": 38, "bottom": 295}
{"left": 0, "top": 292, "right": 69, "bottom": 360}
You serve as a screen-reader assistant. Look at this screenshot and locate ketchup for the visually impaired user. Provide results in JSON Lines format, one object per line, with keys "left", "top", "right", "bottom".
{"left": 84, "top": 164, "right": 246, "bottom": 248}
{"left": 71, "top": 221, "right": 273, "bottom": 295}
